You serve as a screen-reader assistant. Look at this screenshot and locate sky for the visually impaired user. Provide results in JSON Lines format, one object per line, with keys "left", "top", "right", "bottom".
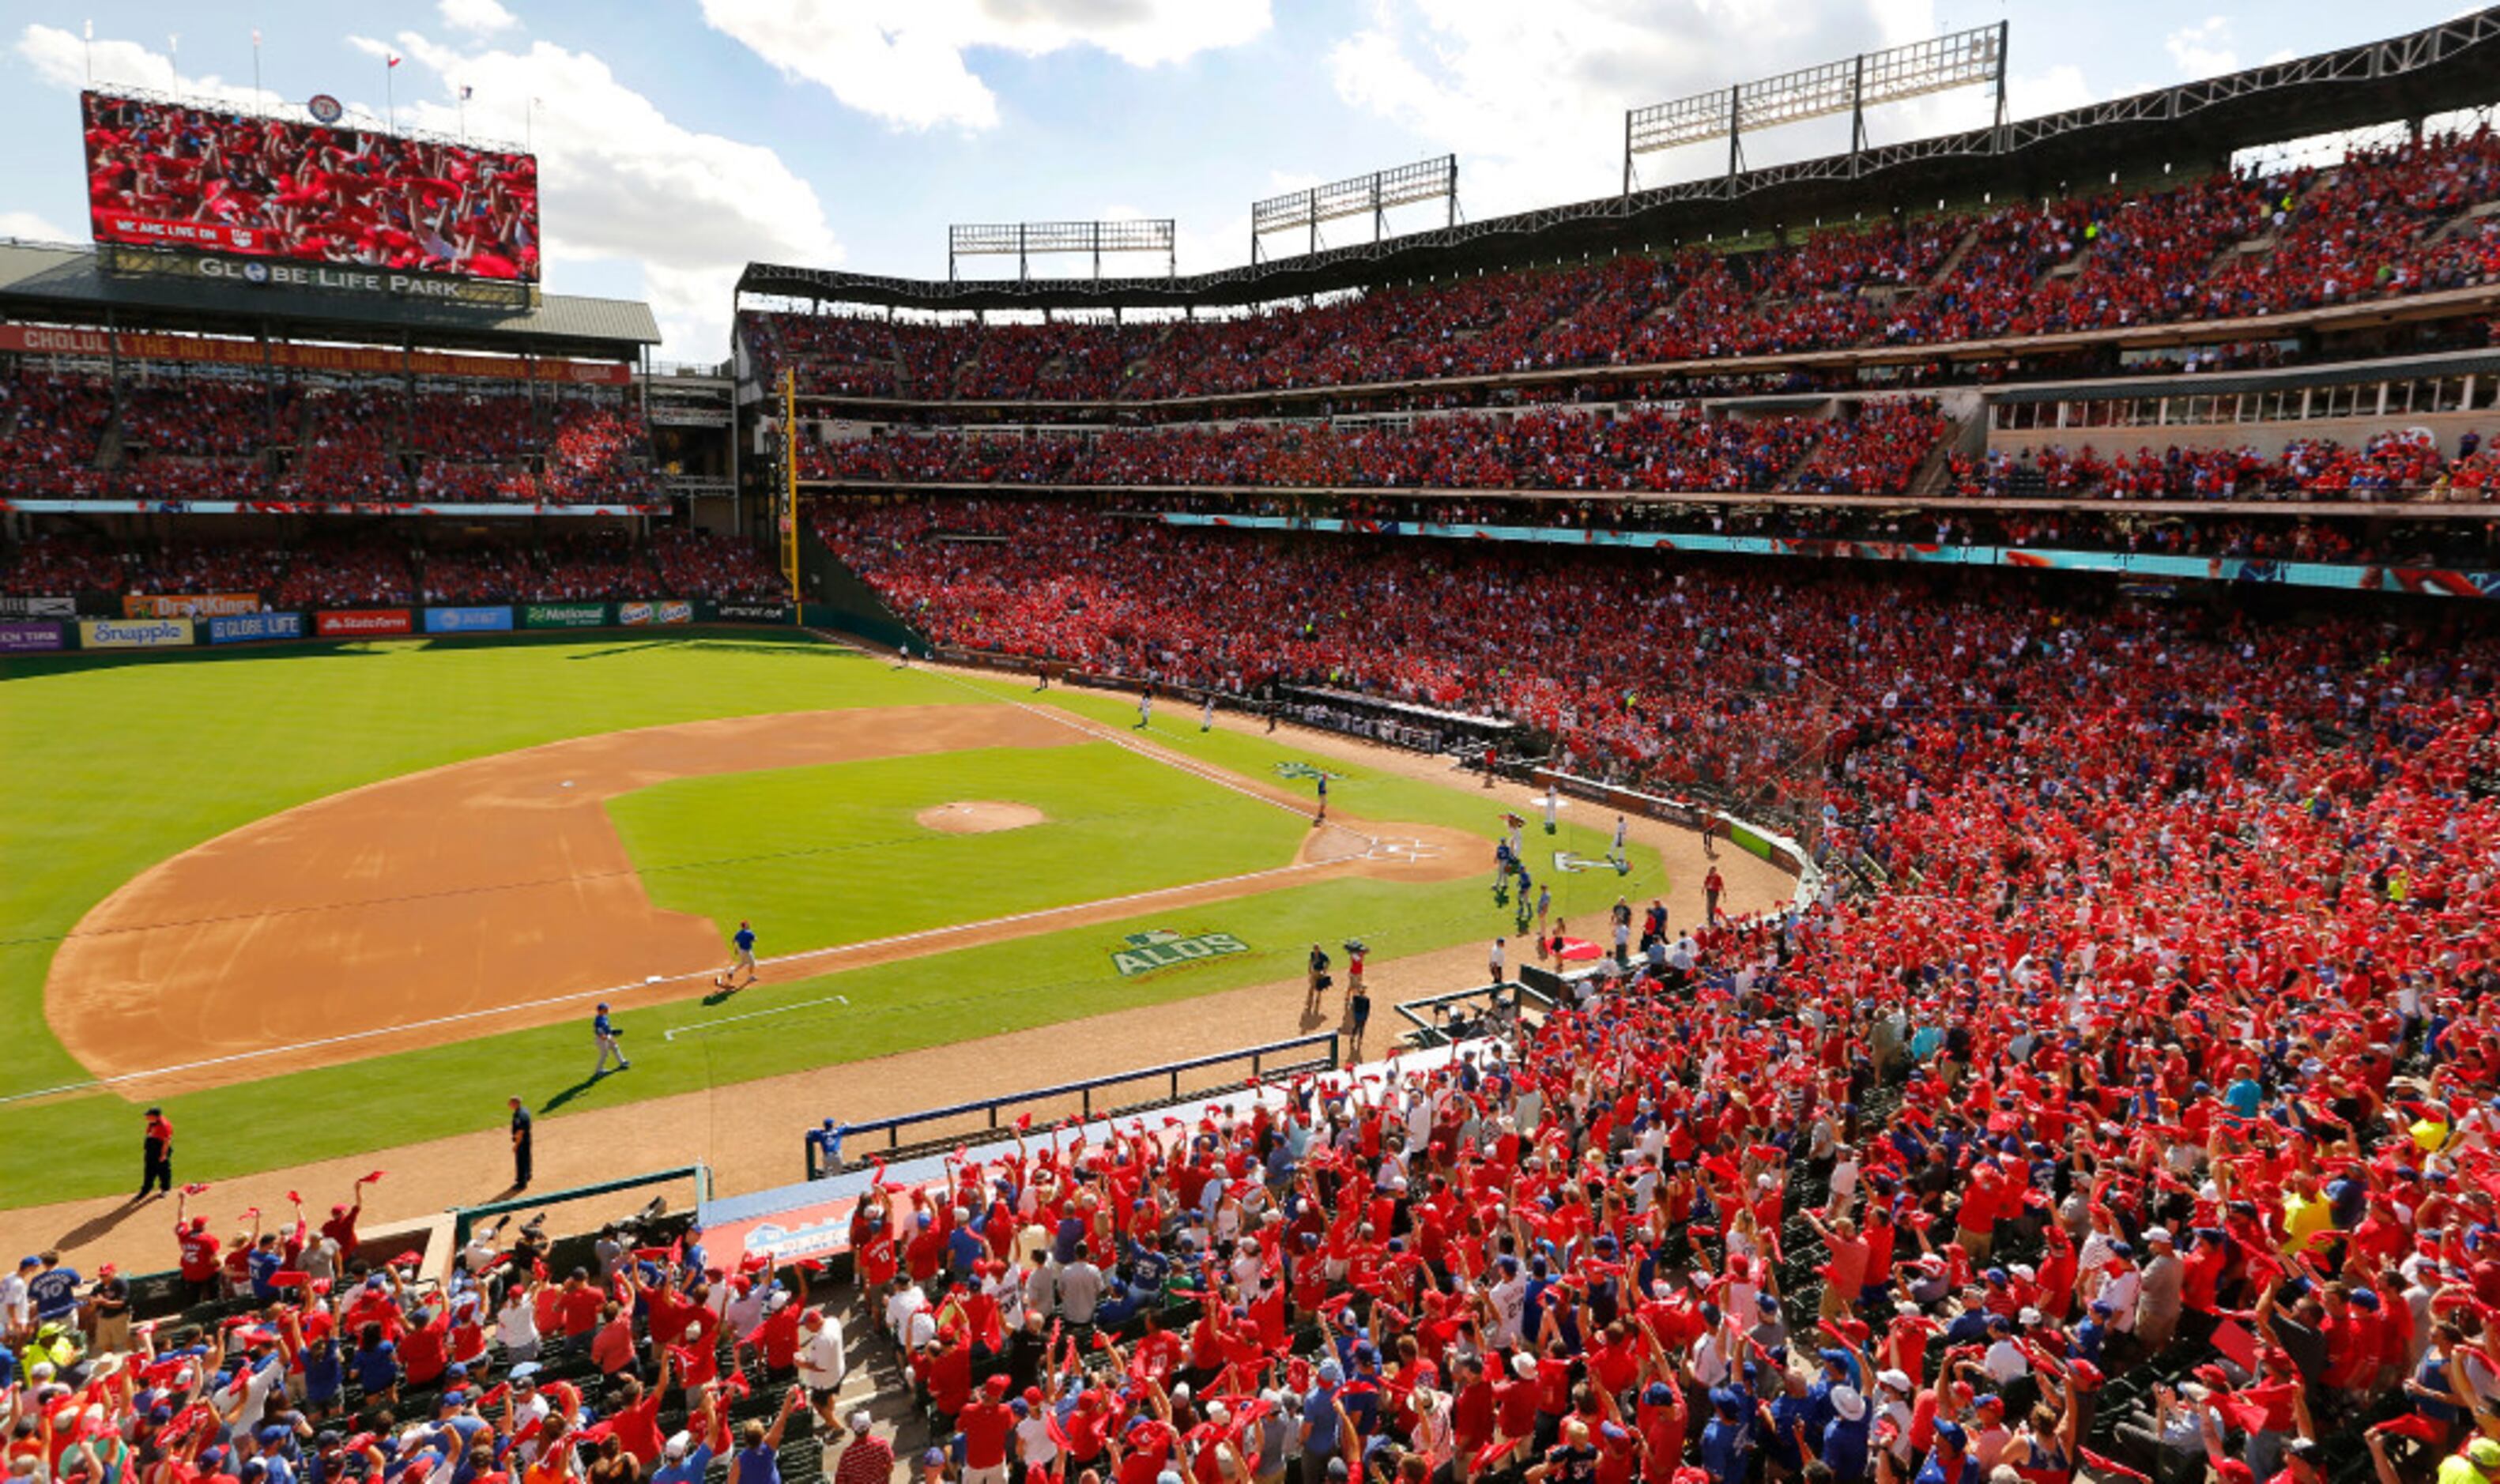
{"left": 0, "top": 0, "right": 2473, "bottom": 362}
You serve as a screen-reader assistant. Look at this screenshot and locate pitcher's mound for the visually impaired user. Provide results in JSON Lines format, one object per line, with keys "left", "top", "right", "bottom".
{"left": 918, "top": 800, "right": 1047, "bottom": 834}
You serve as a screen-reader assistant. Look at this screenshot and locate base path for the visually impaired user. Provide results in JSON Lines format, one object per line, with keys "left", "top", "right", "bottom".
{"left": 44, "top": 704, "right": 1479, "bottom": 1094}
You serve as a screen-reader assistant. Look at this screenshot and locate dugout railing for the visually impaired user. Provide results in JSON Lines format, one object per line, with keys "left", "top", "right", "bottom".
{"left": 803, "top": 1031, "right": 1340, "bottom": 1178}
{"left": 1390, "top": 977, "right": 1558, "bottom": 1049}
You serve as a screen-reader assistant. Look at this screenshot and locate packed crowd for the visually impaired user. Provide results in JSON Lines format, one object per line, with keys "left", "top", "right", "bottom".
{"left": 1945, "top": 431, "right": 2496, "bottom": 502}
{"left": 745, "top": 129, "right": 2500, "bottom": 405}
{"left": 24, "top": 517, "right": 2500, "bottom": 1484}
{"left": 0, "top": 369, "right": 657, "bottom": 506}
{"left": 0, "top": 529, "right": 784, "bottom": 606}
{"left": 803, "top": 404, "right": 1943, "bottom": 498}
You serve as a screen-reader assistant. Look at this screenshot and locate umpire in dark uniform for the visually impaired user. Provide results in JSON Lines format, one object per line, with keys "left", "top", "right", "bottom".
{"left": 138, "top": 1108, "right": 174, "bottom": 1200}
{"left": 508, "top": 1096, "right": 534, "bottom": 1189}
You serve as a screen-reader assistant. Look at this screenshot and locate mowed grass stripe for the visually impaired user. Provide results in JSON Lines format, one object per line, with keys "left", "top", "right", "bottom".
{"left": 605, "top": 744, "right": 1309, "bottom": 954}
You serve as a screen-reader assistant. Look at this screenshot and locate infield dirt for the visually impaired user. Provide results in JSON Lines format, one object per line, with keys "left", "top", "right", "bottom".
{"left": 45, "top": 701, "right": 1481, "bottom": 1094}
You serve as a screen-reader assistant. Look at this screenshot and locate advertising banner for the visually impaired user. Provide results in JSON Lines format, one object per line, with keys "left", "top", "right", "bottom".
{"left": 619, "top": 600, "right": 693, "bottom": 627}
{"left": 0, "top": 622, "right": 66, "bottom": 653}
{"left": 207, "top": 612, "right": 306, "bottom": 645}
{"left": 700, "top": 1192, "right": 870, "bottom": 1270}
{"left": 713, "top": 601, "right": 794, "bottom": 623}
{"left": 78, "top": 618, "right": 193, "bottom": 650}
{"left": 315, "top": 609, "right": 414, "bottom": 638}
{"left": 1, "top": 498, "right": 665, "bottom": 517}
{"left": 423, "top": 605, "right": 516, "bottom": 635}
{"left": 0, "top": 596, "right": 75, "bottom": 619}
{"left": 124, "top": 593, "right": 260, "bottom": 620}
{"left": 522, "top": 602, "right": 609, "bottom": 630}
{"left": 0, "top": 326, "right": 630, "bottom": 385}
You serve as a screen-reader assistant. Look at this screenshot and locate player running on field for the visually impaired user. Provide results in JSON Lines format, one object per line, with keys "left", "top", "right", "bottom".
{"left": 716, "top": 919, "right": 759, "bottom": 991}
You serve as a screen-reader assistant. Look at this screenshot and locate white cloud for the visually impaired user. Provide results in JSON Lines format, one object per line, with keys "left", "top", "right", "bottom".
{"left": 16, "top": 22, "right": 285, "bottom": 110}
{"left": 438, "top": 0, "right": 521, "bottom": 37}
{"left": 2164, "top": 17, "right": 2238, "bottom": 77}
{"left": 341, "top": 31, "right": 843, "bottom": 356}
{"left": 1322, "top": 2, "right": 2127, "bottom": 221}
{"left": 1326, "top": 0, "right": 1946, "bottom": 222}
{"left": 0, "top": 210, "right": 75, "bottom": 243}
{"left": 698, "top": 0, "right": 1272, "bottom": 131}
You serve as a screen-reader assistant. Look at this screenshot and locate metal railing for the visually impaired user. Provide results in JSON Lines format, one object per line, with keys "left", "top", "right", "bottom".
{"left": 805, "top": 1033, "right": 1340, "bottom": 1178}
{"left": 450, "top": 1162, "right": 710, "bottom": 1248}
{"left": 1392, "top": 978, "right": 1558, "bottom": 1048}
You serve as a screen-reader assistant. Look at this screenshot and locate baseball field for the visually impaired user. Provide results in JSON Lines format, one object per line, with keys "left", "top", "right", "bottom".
{"left": 0, "top": 628, "right": 1710, "bottom": 1228}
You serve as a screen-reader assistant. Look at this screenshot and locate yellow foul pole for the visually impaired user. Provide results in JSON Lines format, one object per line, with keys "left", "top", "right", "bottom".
{"left": 780, "top": 368, "right": 800, "bottom": 620}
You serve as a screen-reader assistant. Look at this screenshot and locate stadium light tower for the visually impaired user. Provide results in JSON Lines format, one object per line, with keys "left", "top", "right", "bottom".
{"left": 1251, "top": 155, "right": 1457, "bottom": 264}
{"left": 947, "top": 220, "right": 1177, "bottom": 282}
{"left": 1624, "top": 22, "right": 2007, "bottom": 193}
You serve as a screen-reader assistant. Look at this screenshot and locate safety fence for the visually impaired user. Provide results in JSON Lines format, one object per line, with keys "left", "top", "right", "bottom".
{"left": 801, "top": 1031, "right": 1340, "bottom": 1178}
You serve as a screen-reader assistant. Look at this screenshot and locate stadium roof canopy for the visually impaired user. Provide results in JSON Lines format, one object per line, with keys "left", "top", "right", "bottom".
{"left": 0, "top": 243, "right": 659, "bottom": 358}
{"left": 737, "top": 6, "right": 2500, "bottom": 315}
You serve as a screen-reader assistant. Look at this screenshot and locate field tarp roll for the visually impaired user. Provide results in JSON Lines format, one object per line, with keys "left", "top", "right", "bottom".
{"left": 1726, "top": 821, "right": 1776, "bottom": 862}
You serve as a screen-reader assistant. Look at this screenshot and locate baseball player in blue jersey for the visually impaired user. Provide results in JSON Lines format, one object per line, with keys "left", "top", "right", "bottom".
{"left": 592, "top": 1002, "right": 629, "bottom": 1076}
{"left": 716, "top": 918, "right": 759, "bottom": 991}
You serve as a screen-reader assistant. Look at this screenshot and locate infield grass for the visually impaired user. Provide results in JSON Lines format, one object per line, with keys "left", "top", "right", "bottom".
{"left": 0, "top": 635, "right": 1660, "bottom": 1204}
{"left": 607, "top": 742, "right": 1309, "bottom": 951}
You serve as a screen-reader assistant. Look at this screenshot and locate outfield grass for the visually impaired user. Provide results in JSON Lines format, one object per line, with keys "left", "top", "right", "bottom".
{"left": 608, "top": 743, "right": 1308, "bottom": 951}
{"left": 0, "top": 638, "right": 1660, "bottom": 1203}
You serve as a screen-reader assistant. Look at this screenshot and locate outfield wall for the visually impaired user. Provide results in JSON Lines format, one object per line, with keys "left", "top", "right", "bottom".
{"left": 0, "top": 599, "right": 801, "bottom": 654}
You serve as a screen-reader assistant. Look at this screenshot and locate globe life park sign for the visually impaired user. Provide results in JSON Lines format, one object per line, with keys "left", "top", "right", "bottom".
{"left": 96, "top": 242, "right": 532, "bottom": 311}
{"left": 191, "top": 254, "right": 532, "bottom": 307}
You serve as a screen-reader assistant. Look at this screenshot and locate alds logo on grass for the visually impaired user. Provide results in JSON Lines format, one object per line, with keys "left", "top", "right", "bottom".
{"left": 1112, "top": 928, "right": 1250, "bottom": 977}
{"left": 1272, "top": 762, "right": 1344, "bottom": 782}
{"left": 1553, "top": 851, "right": 1627, "bottom": 875}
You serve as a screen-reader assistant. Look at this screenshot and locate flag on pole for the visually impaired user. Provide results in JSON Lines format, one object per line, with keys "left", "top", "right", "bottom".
{"left": 387, "top": 55, "right": 402, "bottom": 68}
{"left": 460, "top": 85, "right": 473, "bottom": 100}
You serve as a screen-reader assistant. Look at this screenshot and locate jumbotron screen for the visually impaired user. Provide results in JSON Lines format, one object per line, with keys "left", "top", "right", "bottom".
{"left": 80, "top": 91, "right": 540, "bottom": 282}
